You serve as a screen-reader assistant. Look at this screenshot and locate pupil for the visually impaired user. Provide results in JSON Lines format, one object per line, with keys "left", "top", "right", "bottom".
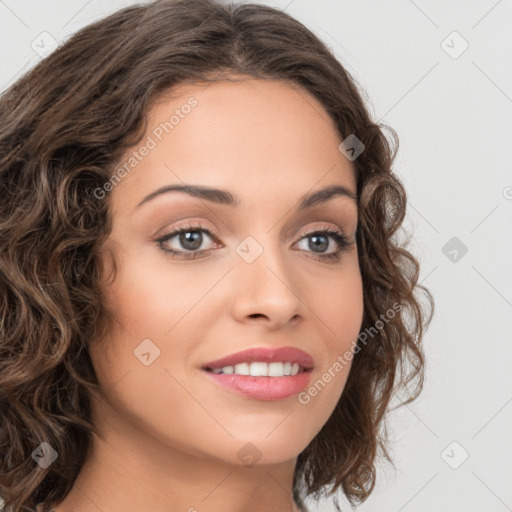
{"left": 310, "top": 234, "right": 327, "bottom": 252}
{"left": 180, "top": 231, "right": 202, "bottom": 250}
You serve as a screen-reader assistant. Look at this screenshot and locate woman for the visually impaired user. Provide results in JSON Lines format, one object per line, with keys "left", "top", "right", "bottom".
{"left": 0, "top": 1, "right": 434, "bottom": 511}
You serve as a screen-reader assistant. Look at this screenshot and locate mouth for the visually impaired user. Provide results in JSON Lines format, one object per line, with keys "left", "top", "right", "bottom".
{"left": 200, "top": 346, "right": 315, "bottom": 400}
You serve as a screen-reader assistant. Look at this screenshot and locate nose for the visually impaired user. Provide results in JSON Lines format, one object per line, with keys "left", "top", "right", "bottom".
{"left": 229, "top": 237, "right": 304, "bottom": 329}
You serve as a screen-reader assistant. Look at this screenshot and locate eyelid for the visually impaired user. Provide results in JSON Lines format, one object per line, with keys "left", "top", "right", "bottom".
{"left": 296, "top": 222, "right": 349, "bottom": 239}
{"left": 156, "top": 219, "right": 220, "bottom": 241}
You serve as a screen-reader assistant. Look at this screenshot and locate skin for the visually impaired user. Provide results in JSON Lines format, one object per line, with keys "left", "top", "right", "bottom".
{"left": 51, "top": 76, "right": 364, "bottom": 512}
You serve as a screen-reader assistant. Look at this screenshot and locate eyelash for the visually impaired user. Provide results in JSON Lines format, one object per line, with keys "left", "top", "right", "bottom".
{"left": 155, "top": 221, "right": 352, "bottom": 262}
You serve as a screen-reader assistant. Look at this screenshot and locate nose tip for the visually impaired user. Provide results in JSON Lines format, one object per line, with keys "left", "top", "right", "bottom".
{"left": 231, "top": 249, "right": 303, "bottom": 328}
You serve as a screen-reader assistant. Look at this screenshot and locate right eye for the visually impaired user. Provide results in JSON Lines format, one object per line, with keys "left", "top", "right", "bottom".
{"left": 155, "top": 221, "right": 221, "bottom": 259}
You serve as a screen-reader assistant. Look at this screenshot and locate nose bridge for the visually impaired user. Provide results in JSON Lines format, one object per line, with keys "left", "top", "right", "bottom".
{"left": 236, "top": 221, "right": 290, "bottom": 279}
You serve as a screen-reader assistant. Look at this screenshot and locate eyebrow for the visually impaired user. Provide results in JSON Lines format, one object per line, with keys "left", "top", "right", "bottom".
{"left": 135, "top": 183, "right": 358, "bottom": 210}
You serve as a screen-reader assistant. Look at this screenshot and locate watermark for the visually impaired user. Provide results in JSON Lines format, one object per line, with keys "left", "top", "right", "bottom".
{"left": 31, "top": 31, "right": 59, "bottom": 59}
{"left": 93, "top": 96, "right": 198, "bottom": 200}
{"left": 440, "top": 31, "right": 469, "bottom": 60}
{"left": 441, "top": 440, "right": 469, "bottom": 469}
{"left": 32, "top": 442, "right": 58, "bottom": 468}
{"left": 503, "top": 186, "right": 512, "bottom": 200}
{"left": 236, "top": 442, "right": 263, "bottom": 468}
{"left": 235, "top": 236, "right": 264, "bottom": 263}
{"left": 338, "top": 133, "right": 365, "bottom": 161}
{"left": 298, "top": 302, "right": 402, "bottom": 405}
{"left": 134, "top": 338, "right": 161, "bottom": 366}
{"left": 441, "top": 236, "right": 468, "bottom": 263}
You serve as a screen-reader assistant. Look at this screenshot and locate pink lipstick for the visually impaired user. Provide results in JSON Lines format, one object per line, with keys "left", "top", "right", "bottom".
{"left": 201, "top": 346, "right": 314, "bottom": 401}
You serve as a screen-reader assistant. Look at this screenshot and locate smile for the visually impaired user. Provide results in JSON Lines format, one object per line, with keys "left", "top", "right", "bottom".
{"left": 205, "top": 361, "right": 308, "bottom": 377}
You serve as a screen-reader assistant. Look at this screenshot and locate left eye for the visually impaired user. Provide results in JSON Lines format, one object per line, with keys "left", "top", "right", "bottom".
{"left": 295, "top": 232, "right": 342, "bottom": 255}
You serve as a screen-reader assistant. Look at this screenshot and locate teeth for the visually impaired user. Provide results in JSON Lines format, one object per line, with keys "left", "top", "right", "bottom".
{"left": 210, "top": 361, "right": 302, "bottom": 376}
{"left": 249, "top": 362, "right": 267, "bottom": 376}
{"left": 233, "top": 362, "right": 250, "bottom": 375}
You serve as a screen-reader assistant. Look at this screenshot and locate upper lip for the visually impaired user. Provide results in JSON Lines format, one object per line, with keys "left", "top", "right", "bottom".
{"left": 201, "top": 346, "right": 315, "bottom": 371}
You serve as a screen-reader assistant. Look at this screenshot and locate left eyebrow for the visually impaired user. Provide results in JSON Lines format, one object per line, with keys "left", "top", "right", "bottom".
{"left": 134, "top": 183, "right": 357, "bottom": 210}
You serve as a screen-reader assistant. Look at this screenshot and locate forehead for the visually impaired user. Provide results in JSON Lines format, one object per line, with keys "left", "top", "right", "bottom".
{"left": 148, "top": 76, "right": 343, "bottom": 147}
{"left": 111, "top": 77, "right": 356, "bottom": 213}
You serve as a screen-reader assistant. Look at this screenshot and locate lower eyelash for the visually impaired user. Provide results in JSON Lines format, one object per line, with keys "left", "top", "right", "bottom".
{"left": 156, "top": 223, "right": 351, "bottom": 261}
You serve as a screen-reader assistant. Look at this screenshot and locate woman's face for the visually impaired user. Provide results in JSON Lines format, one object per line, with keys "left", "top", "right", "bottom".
{"left": 92, "top": 77, "right": 364, "bottom": 466}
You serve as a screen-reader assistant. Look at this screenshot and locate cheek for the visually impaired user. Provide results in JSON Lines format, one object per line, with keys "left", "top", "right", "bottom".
{"left": 100, "top": 247, "right": 211, "bottom": 337}
{"left": 313, "top": 258, "right": 364, "bottom": 342}
{"left": 298, "top": 259, "right": 363, "bottom": 412}
{"left": 93, "top": 249, "right": 224, "bottom": 396}
{"left": 332, "top": 267, "right": 364, "bottom": 376}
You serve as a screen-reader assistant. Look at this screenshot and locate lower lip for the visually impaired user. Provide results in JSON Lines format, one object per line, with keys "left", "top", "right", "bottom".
{"left": 202, "top": 370, "right": 312, "bottom": 400}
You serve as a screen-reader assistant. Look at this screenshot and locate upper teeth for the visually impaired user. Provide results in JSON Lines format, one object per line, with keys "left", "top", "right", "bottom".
{"left": 211, "top": 361, "right": 301, "bottom": 377}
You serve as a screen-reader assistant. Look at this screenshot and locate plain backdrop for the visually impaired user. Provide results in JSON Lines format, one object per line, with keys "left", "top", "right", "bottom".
{"left": 1, "top": 1, "right": 511, "bottom": 511}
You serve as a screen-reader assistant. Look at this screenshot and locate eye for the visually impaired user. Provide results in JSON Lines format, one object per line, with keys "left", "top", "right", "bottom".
{"left": 155, "top": 221, "right": 219, "bottom": 260}
{"left": 294, "top": 225, "right": 351, "bottom": 262}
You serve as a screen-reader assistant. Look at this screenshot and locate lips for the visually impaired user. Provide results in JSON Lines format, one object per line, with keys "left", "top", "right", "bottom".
{"left": 201, "top": 346, "right": 315, "bottom": 372}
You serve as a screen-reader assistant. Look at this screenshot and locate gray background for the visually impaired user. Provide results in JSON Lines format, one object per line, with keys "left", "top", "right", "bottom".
{"left": 1, "top": 1, "right": 511, "bottom": 511}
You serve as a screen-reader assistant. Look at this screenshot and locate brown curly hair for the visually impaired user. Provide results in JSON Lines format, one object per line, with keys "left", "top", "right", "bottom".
{"left": 0, "top": 1, "right": 434, "bottom": 511}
